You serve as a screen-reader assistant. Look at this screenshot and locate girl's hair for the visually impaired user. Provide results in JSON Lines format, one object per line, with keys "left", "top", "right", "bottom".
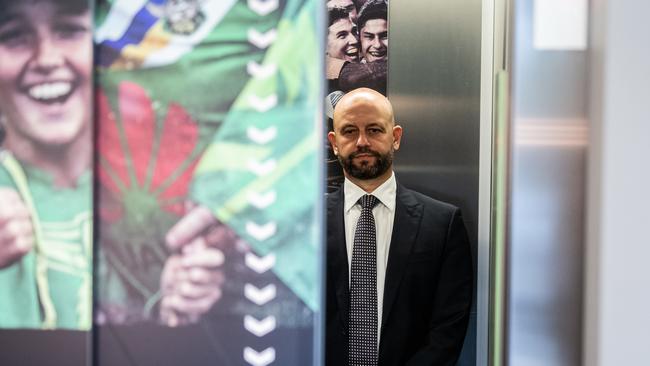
{"left": 0, "top": 0, "right": 89, "bottom": 25}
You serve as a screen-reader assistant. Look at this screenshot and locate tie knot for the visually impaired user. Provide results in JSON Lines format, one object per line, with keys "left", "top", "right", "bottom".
{"left": 359, "top": 194, "right": 379, "bottom": 210}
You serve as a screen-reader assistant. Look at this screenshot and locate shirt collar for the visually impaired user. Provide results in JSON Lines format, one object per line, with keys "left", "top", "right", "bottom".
{"left": 344, "top": 172, "right": 396, "bottom": 213}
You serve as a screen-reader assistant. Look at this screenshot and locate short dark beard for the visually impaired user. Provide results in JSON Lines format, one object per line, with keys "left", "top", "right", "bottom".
{"left": 339, "top": 147, "right": 392, "bottom": 180}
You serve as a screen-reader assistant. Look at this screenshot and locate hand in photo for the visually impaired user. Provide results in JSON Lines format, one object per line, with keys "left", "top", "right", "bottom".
{"left": 160, "top": 205, "right": 237, "bottom": 326}
{"left": 0, "top": 187, "right": 34, "bottom": 269}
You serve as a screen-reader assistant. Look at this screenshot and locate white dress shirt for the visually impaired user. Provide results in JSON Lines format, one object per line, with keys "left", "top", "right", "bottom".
{"left": 343, "top": 172, "right": 396, "bottom": 343}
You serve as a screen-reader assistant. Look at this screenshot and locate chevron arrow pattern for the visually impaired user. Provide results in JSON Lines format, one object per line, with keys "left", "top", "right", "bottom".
{"left": 248, "top": 94, "right": 278, "bottom": 112}
{"left": 247, "top": 0, "right": 279, "bottom": 16}
{"left": 247, "top": 126, "right": 277, "bottom": 144}
{"left": 247, "top": 61, "right": 277, "bottom": 79}
{"left": 245, "top": 252, "right": 276, "bottom": 274}
{"left": 248, "top": 28, "right": 277, "bottom": 49}
{"left": 244, "top": 315, "right": 277, "bottom": 337}
{"left": 247, "top": 190, "right": 277, "bottom": 209}
{"left": 245, "top": 284, "right": 277, "bottom": 306}
{"left": 245, "top": 221, "right": 277, "bottom": 241}
{"left": 243, "top": 2, "right": 282, "bottom": 363}
{"left": 247, "top": 158, "right": 276, "bottom": 176}
{"left": 244, "top": 347, "right": 276, "bottom": 366}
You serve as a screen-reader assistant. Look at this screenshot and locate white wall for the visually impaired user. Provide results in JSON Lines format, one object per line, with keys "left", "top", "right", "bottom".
{"left": 585, "top": 0, "right": 650, "bottom": 364}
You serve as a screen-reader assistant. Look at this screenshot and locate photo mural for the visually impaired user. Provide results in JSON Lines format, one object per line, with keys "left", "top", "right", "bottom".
{"left": 324, "top": 0, "right": 388, "bottom": 192}
{"left": 0, "top": 0, "right": 324, "bottom": 365}
{"left": 0, "top": 0, "right": 93, "bottom": 331}
{"left": 94, "top": 0, "right": 323, "bottom": 364}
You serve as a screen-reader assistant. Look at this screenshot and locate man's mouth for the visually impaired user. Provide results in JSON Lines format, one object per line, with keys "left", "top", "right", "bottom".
{"left": 345, "top": 46, "right": 358, "bottom": 57}
{"left": 369, "top": 50, "right": 386, "bottom": 58}
{"left": 351, "top": 150, "right": 379, "bottom": 160}
{"left": 25, "top": 81, "right": 74, "bottom": 104}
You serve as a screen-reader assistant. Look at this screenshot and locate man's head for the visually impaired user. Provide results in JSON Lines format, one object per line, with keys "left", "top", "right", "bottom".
{"left": 353, "top": 0, "right": 368, "bottom": 10}
{"left": 327, "top": 7, "right": 359, "bottom": 62}
{"left": 357, "top": 0, "right": 388, "bottom": 62}
{"left": 326, "top": 0, "right": 358, "bottom": 23}
{"left": 0, "top": 0, "right": 91, "bottom": 151}
{"left": 328, "top": 88, "right": 402, "bottom": 184}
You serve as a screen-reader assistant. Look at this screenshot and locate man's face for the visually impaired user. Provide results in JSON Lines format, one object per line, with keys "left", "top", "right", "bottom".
{"left": 327, "top": 18, "right": 359, "bottom": 62}
{"left": 328, "top": 93, "right": 401, "bottom": 181}
{"left": 327, "top": 0, "right": 358, "bottom": 23}
{"left": 0, "top": 2, "right": 92, "bottom": 149}
{"left": 360, "top": 18, "right": 388, "bottom": 62}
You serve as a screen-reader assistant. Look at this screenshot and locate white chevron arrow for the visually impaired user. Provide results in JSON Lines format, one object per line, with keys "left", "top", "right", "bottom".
{"left": 245, "top": 252, "right": 276, "bottom": 274}
{"left": 247, "top": 158, "right": 276, "bottom": 176}
{"left": 247, "top": 61, "right": 277, "bottom": 79}
{"left": 244, "top": 284, "right": 277, "bottom": 306}
{"left": 247, "top": 190, "right": 277, "bottom": 209}
{"left": 247, "top": 126, "right": 277, "bottom": 144}
{"left": 248, "top": 28, "right": 277, "bottom": 49}
{"left": 244, "top": 315, "right": 277, "bottom": 337}
{"left": 248, "top": 0, "right": 279, "bottom": 16}
{"left": 244, "top": 347, "right": 276, "bottom": 366}
{"left": 248, "top": 94, "right": 277, "bottom": 112}
{"left": 246, "top": 221, "right": 277, "bottom": 241}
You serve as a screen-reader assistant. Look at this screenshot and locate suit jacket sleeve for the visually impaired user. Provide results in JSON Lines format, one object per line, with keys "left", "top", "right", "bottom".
{"left": 405, "top": 208, "right": 473, "bottom": 366}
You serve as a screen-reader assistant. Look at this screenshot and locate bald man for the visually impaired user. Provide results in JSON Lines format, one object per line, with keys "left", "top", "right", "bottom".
{"left": 326, "top": 88, "right": 473, "bottom": 366}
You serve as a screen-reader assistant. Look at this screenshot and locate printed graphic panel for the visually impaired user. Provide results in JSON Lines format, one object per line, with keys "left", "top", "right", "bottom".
{"left": 94, "top": 0, "right": 323, "bottom": 364}
{"left": 325, "top": 0, "right": 389, "bottom": 191}
{"left": 0, "top": 0, "right": 93, "bottom": 363}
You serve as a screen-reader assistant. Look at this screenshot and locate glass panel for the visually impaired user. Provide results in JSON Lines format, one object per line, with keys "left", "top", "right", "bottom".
{"left": 0, "top": 0, "right": 93, "bottom": 363}
{"left": 93, "top": 0, "right": 324, "bottom": 364}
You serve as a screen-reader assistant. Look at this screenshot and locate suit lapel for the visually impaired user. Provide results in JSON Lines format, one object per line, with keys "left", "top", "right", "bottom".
{"left": 381, "top": 184, "right": 422, "bottom": 327}
{"left": 328, "top": 188, "right": 350, "bottom": 329}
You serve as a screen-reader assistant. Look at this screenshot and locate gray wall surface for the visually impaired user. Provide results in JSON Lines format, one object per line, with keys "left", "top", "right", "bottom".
{"left": 585, "top": 0, "right": 650, "bottom": 364}
{"left": 387, "top": 0, "right": 482, "bottom": 364}
{"left": 506, "top": 0, "right": 588, "bottom": 365}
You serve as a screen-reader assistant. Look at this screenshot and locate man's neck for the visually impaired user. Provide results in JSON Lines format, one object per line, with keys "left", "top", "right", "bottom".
{"left": 345, "top": 169, "right": 393, "bottom": 193}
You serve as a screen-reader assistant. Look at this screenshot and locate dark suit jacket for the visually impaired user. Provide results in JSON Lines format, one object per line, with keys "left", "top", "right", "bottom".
{"left": 326, "top": 183, "right": 473, "bottom": 366}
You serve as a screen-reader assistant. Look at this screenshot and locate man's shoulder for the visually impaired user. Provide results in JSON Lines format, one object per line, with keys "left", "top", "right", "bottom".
{"left": 325, "top": 186, "right": 343, "bottom": 205}
{"left": 399, "top": 185, "right": 459, "bottom": 215}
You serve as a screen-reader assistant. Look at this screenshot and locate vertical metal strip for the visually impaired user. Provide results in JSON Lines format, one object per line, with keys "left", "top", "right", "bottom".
{"left": 489, "top": 70, "right": 509, "bottom": 366}
{"left": 478, "top": 0, "right": 497, "bottom": 364}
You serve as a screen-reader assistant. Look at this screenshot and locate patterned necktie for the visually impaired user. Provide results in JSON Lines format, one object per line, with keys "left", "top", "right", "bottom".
{"left": 349, "top": 194, "right": 380, "bottom": 366}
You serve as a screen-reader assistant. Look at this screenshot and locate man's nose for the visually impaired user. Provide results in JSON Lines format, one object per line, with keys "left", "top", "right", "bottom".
{"left": 33, "top": 36, "right": 64, "bottom": 72}
{"left": 347, "top": 33, "right": 358, "bottom": 46}
{"left": 356, "top": 132, "right": 370, "bottom": 147}
{"left": 370, "top": 37, "right": 381, "bottom": 49}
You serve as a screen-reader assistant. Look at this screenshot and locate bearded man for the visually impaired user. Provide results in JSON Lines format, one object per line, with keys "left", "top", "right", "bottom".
{"left": 325, "top": 88, "right": 473, "bottom": 366}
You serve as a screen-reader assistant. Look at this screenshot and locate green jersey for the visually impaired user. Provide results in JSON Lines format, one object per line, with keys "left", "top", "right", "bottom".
{"left": 0, "top": 152, "right": 92, "bottom": 330}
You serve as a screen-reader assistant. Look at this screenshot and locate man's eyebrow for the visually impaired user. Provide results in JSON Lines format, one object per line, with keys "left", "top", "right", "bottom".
{"left": 366, "top": 123, "right": 385, "bottom": 129}
{"left": 339, "top": 123, "right": 358, "bottom": 130}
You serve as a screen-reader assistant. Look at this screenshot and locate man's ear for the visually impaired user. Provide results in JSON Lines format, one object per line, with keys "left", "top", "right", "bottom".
{"left": 327, "top": 131, "right": 339, "bottom": 155}
{"left": 392, "top": 125, "right": 403, "bottom": 150}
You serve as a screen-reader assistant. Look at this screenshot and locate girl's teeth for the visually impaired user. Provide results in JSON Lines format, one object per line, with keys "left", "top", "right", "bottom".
{"left": 28, "top": 82, "right": 72, "bottom": 101}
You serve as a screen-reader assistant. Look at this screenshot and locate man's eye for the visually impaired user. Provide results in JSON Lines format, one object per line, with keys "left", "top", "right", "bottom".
{"left": 337, "top": 32, "right": 348, "bottom": 39}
